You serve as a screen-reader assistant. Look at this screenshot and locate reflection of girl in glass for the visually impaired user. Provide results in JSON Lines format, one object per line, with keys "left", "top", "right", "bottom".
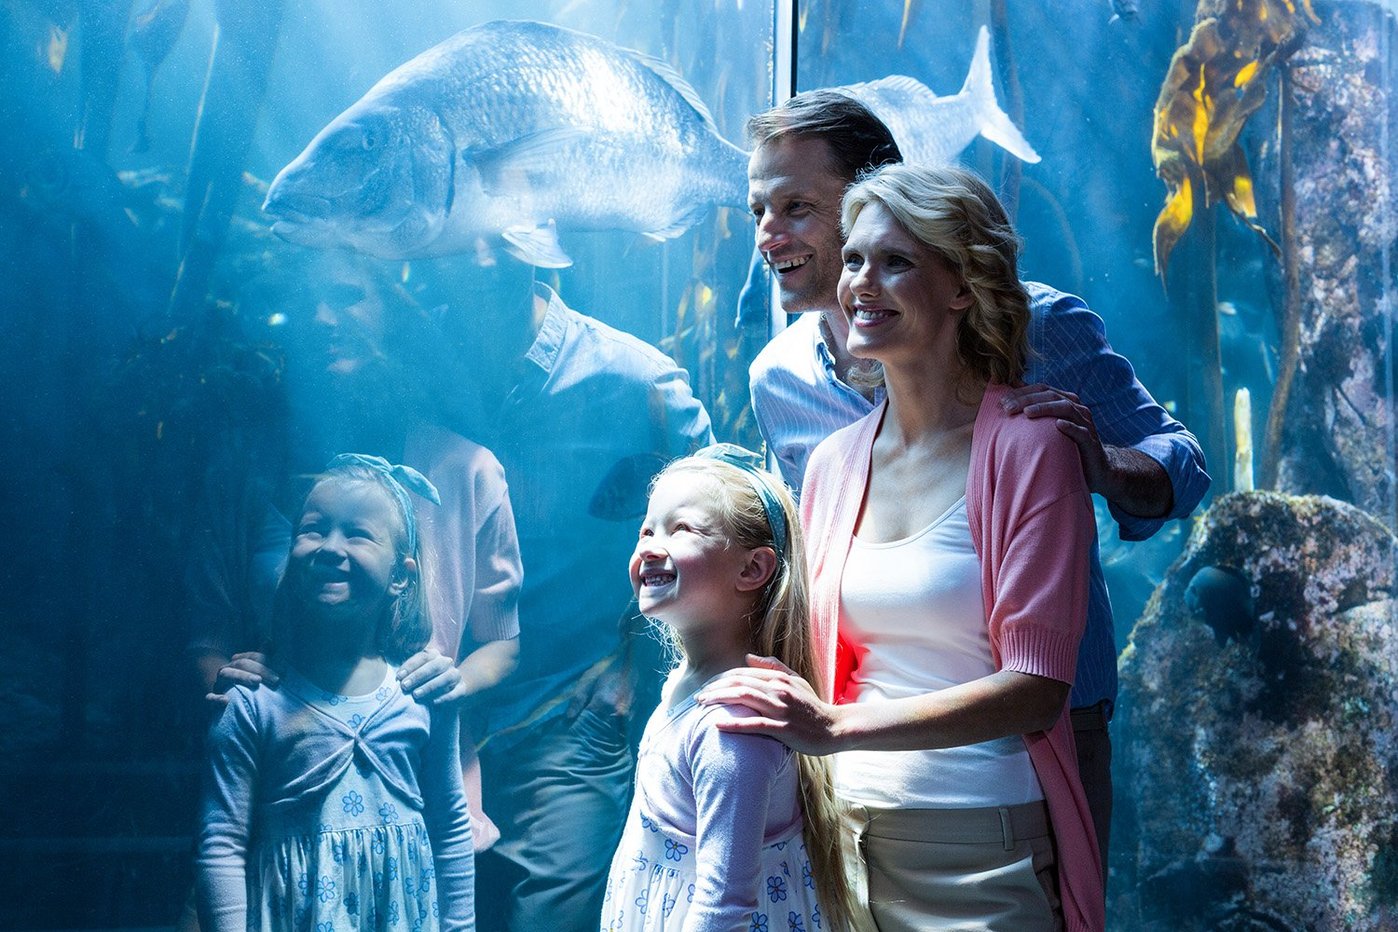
{"left": 197, "top": 456, "right": 475, "bottom": 931}
{"left": 600, "top": 450, "right": 852, "bottom": 931}
{"left": 700, "top": 165, "right": 1104, "bottom": 931}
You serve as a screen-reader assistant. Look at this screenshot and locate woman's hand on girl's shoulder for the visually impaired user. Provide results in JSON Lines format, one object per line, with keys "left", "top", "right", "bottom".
{"left": 398, "top": 647, "right": 465, "bottom": 704}
{"left": 695, "top": 654, "right": 844, "bottom": 756}
{"left": 206, "top": 652, "right": 279, "bottom": 706}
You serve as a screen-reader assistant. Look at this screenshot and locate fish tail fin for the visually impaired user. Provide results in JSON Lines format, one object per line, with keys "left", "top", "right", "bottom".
{"left": 962, "top": 25, "right": 1041, "bottom": 164}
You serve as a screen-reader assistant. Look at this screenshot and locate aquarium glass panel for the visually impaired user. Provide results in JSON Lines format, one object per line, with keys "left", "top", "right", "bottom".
{"left": 798, "top": 1, "right": 1396, "bottom": 928}
{"left": 0, "top": 0, "right": 774, "bottom": 927}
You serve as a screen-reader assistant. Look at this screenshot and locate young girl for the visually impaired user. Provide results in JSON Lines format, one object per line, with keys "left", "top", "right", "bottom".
{"left": 196, "top": 454, "right": 475, "bottom": 931}
{"left": 601, "top": 447, "right": 853, "bottom": 932}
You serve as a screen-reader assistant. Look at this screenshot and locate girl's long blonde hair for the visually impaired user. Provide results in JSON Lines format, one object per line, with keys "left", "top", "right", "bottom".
{"left": 653, "top": 456, "right": 854, "bottom": 931}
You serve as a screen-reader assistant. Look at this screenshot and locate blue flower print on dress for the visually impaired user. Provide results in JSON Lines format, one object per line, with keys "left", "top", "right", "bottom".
{"left": 349, "top": 712, "right": 365, "bottom": 729}
{"left": 688, "top": 883, "right": 695, "bottom": 903}
{"left": 317, "top": 922, "right": 335, "bottom": 932}
{"left": 812, "top": 904, "right": 822, "bottom": 929}
{"left": 803, "top": 860, "right": 813, "bottom": 889}
{"left": 630, "top": 853, "right": 649, "bottom": 874}
{"left": 635, "top": 887, "right": 649, "bottom": 915}
{"left": 380, "top": 801, "right": 400, "bottom": 824}
{"left": 298, "top": 873, "right": 311, "bottom": 896}
{"left": 315, "top": 875, "right": 337, "bottom": 903}
{"left": 376, "top": 685, "right": 392, "bottom": 701}
{"left": 787, "top": 911, "right": 806, "bottom": 932}
{"left": 373, "top": 830, "right": 387, "bottom": 854}
{"left": 662, "top": 893, "right": 677, "bottom": 917}
{"left": 331, "top": 835, "right": 349, "bottom": 864}
{"left": 342, "top": 789, "right": 366, "bottom": 816}
{"left": 388, "top": 898, "right": 400, "bottom": 925}
{"left": 767, "top": 875, "right": 788, "bottom": 903}
{"left": 345, "top": 891, "right": 360, "bottom": 917}
{"left": 386, "top": 856, "right": 400, "bottom": 881}
{"left": 419, "top": 866, "right": 434, "bottom": 894}
{"left": 640, "top": 814, "right": 659, "bottom": 833}
{"left": 750, "top": 912, "right": 769, "bottom": 932}
{"left": 664, "top": 838, "right": 689, "bottom": 861}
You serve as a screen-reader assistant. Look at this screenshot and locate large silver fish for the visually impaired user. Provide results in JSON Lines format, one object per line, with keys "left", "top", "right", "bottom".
{"left": 838, "top": 26, "right": 1040, "bottom": 167}
{"left": 263, "top": 19, "right": 749, "bottom": 268}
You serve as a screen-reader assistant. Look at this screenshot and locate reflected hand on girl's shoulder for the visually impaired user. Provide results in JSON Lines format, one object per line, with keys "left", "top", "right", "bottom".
{"left": 206, "top": 651, "right": 279, "bottom": 706}
{"left": 695, "top": 653, "right": 843, "bottom": 756}
{"left": 397, "top": 647, "right": 463, "bottom": 704}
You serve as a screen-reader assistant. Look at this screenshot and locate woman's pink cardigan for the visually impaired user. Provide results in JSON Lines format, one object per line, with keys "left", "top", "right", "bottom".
{"left": 799, "top": 382, "right": 1106, "bottom": 932}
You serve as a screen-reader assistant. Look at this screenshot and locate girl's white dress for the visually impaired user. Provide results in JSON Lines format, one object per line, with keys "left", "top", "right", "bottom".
{"left": 601, "top": 680, "right": 824, "bottom": 931}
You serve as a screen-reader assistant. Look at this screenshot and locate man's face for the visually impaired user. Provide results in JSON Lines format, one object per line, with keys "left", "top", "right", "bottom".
{"left": 747, "top": 136, "right": 851, "bottom": 314}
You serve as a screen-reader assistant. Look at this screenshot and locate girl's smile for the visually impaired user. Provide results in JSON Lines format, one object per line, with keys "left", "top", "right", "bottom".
{"left": 629, "top": 474, "right": 754, "bottom": 635}
{"left": 290, "top": 480, "right": 408, "bottom": 624}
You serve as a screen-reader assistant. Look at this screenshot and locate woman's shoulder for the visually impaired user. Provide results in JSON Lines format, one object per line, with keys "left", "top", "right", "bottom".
{"left": 807, "top": 402, "right": 882, "bottom": 479}
{"left": 976, "top": 385, "right": 1080, "bottom": 462}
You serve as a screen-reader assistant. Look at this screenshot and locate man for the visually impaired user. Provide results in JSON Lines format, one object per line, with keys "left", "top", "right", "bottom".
{"left": 744, "top": 89, "right": 1211, "bottom": 868}
{"left": 420, "top": 257, "right": 714, "bottom": 932}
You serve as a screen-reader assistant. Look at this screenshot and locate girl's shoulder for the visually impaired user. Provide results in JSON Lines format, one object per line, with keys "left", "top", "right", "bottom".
{"left": 681, "top": 701, "right": 792, "bottom": 769}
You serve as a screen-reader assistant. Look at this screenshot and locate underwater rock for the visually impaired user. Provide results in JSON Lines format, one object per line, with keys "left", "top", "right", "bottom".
{"left": 1116, "top": 491, "right": 1398, "bottom": 930}
{"left": 1258, "top": 5, "right": 1397, "bottom": 519}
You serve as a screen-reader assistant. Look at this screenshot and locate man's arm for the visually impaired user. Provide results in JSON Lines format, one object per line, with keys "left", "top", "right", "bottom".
{"left": 1010, "top": 285, "right": 1211, "bottom": 540}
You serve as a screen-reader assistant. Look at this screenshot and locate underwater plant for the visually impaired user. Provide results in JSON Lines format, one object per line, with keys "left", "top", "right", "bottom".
{"left": 1150, "top": 0, "right": 1317, "bottom": 276}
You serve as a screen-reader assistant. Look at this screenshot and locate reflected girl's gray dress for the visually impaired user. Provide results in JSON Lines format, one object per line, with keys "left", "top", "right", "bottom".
{"left": 197, "top": 666, "right": 475, "bottom": 931}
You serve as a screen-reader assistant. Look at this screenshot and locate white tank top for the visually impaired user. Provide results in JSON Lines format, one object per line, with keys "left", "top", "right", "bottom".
{"left": 835, "top": 497, "right": 1043, "bottom": 809}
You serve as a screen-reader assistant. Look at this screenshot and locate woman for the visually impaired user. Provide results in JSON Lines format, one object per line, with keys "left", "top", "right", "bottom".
{"left": 698, "top": 164, "right": 1103, "bottom": 931}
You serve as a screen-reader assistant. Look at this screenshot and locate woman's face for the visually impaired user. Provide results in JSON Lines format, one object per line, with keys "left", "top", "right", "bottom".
{"left": 838, "top": 202, "right": 971, "bottom": 374}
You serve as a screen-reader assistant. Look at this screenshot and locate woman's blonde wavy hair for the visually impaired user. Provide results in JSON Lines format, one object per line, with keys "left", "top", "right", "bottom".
{"left": 649, "top": 457, "right": 855, "bottom": 931}
{"left": 840, "top": 163, "right": 1031, "bottom": 390}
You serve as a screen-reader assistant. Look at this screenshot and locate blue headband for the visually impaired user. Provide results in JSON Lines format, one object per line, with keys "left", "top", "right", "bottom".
{"left": 324, "top": 453, "right": 441, "bottom": 555}
{"left": 693, "top": 443, "right": 789, "bottom": 560}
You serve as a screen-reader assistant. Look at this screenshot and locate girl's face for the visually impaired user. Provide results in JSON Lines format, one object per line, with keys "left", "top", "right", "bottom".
{"left": 289, "top": 479, "right": 410, "bottom": 627}
{"left": 629, "top": 473, "right": 759, "bottom": 637}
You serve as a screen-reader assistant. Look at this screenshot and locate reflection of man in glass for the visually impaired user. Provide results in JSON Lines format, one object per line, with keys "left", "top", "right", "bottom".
{"left": 419, "top": 253, "right": 714, "bottom": 931}
{"left": 185, "top": 249, "right": 524, "bottom": 849}
{"left": 742, "top": 91, "right": 1211, "bottom": 873}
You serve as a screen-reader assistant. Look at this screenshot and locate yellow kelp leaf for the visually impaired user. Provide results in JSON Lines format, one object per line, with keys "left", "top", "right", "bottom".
{"left": 1149, "top": 0, "right": 1312, "bottom": 279}
{"left": 1154, "top": 173, "right": 1195, "bottom": 275}
{"left": 1191, "top": 64, "right": 1212, "bottom": 163}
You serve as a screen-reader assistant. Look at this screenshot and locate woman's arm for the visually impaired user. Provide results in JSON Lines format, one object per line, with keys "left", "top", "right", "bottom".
{"left": 697, "top": 656, "right": 1067, "bottom": 756}
{"left": 423, "top": 706, "right": 476, "bottom": 931}
{"left": 196, "top": 692, "right": 259, "bottom": 932}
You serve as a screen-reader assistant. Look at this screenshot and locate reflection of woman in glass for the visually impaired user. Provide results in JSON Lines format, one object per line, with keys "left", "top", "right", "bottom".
{"left": 700, "top": 164, "right": 1104, "bottom": 931}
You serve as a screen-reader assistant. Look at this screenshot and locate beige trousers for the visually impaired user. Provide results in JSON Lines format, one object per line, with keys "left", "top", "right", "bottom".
{"left": 843, "top": 801, "right": 1062, "bottom": 932}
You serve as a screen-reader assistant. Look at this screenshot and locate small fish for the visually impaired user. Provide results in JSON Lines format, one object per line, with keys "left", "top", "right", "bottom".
{"left": 1107, "top": 0, "right": 1139, "bottom": 24}
{"left": 836, "top": 26, "right": 1040, "bottom": 167}
{"left": 263, "top": 20, "right": 749, "bottom": 268}
{"left": 1184, "top": 565, "right": 1255, "bottom": 647}
{"left": 588, "top": 453, "right": 670, "bottom": 521}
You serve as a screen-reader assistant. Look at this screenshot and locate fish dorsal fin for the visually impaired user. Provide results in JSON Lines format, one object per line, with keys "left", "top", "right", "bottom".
{"left": 959, "top": 25, "right": 1041, "bottom": 164}
{"left": 851, "top": 74, "right": 940, "bottom": 108}
{"left": 502, "top": 220, "right": 573, "bottom": 269}
{"left": 468, "top": 127, "right": 590, "bottom": 195}
{"left": 627, "top": 48, "right": 724, "bottom": 137}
